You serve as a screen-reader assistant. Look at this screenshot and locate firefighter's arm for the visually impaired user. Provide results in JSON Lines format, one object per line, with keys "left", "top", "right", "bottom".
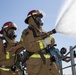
{"left": 8, "top": 43, "right": 23, "bottom": 52}
{"left": 62, "top": 56, "right": 71, "bottom": 62}
{"left": 41, "top": 29, "right": 56, "bottom": 39}
{"left": 22, "top": 28, "right": 45, "bottom": 52}
{"left": 15, "top": 43, "right": 23, "bottom": 50}
{"left": 30, "top": 37, "right": 42, "bottom": 42}
{"left": 16, "top": 42, "right": 25, "bottom": 54}
{"left": 63, "top": 57, "right": 71, "bottom": 62}
{"left": 30, "top": 29, "right": 56, "bottom": 42}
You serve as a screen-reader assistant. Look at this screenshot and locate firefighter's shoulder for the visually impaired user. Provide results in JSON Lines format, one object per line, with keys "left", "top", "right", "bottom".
{"left": 22, "top": 28, "right": 30, "bottom": 36}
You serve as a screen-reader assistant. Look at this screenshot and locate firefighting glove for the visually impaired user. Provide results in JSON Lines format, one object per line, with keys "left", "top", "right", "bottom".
{"left": 11, "top": 65, "right": 17, "bottom": 72}
{"left": 51, "top": 56, "right": 56, "bottom": 62}
{"left": 41, "top": 33, "right": 49, "bottom": 39}
{"left": 41, "top": 29, "right": 56, "bottom": 39}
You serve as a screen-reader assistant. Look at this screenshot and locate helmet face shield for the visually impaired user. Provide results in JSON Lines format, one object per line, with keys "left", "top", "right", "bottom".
{"left": 38, "top": 10, "right": 46, "bottom": 18}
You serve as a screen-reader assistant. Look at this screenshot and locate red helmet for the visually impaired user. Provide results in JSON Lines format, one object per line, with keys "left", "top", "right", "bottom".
{"left": 0, "top": 21, "right": 17, "bottom": 34}
{"left": 24, "top": 10, "right": 44, "bottom": 24}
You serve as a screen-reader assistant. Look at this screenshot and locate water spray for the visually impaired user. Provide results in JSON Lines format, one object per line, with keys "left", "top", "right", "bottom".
{"left": 55, "top": 0, "right": 76, "bottom": 37}
{"left": 41, "top": 0, "right": 76, "bottom": 38}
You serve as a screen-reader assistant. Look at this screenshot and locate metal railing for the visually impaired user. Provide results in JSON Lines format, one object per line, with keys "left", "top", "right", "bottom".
{"left": 60, "top": 45, "right": 76, "bottom": 75}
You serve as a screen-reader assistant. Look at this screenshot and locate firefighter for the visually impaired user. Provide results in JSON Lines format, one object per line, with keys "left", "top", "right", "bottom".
{"left": 0, "top": 21, "right": 24, "bottom": 75}
{"left": 20, "top": 10, "right": 60, "bottom": 75}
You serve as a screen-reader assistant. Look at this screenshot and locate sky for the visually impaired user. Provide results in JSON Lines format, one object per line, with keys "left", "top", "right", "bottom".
{"left": 0, "top": 0, "right": 76, "bottom": 74}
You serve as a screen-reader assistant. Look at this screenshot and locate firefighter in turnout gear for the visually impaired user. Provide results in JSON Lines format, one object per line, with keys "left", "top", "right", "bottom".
{"left": 0, "top": 21, "right": 24, "bottom": 75}
{"left": 20, "top": 10, "right": 60, "bottom": 75}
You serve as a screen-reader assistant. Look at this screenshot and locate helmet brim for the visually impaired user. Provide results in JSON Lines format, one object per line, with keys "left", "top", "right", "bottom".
{"left": 24, "top": 17, "right": 29, "bottom": 24}
{"left": 0, "top": 27, "right": 17, "bottom": 34}
{"left": 9, "top": 27, "right": 17, "bottom": 30}
{"left": 0, "top": 30, "right": 3, "bottom": 34}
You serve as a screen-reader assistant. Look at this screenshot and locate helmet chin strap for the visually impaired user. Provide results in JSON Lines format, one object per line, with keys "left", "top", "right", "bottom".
{"left": 31, "top": 14, "right": 42, "bottom": 28}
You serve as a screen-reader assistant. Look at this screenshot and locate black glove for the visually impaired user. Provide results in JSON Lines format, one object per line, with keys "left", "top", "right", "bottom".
{"left": 51, "top": 56, "right": 56, "bottom": 62}
{"left": 40, "top": 33, "right": 49, "bottom": 39}
{"left": 11, "top": 65, "right": 17, "bottom": 72}
{"left": 41, "top": 29, "right": 56, "bottom": 39}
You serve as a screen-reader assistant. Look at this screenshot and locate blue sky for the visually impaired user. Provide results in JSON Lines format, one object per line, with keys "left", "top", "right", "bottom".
{"left": 0, "top": 0, "right": 76, "bottom": 74}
